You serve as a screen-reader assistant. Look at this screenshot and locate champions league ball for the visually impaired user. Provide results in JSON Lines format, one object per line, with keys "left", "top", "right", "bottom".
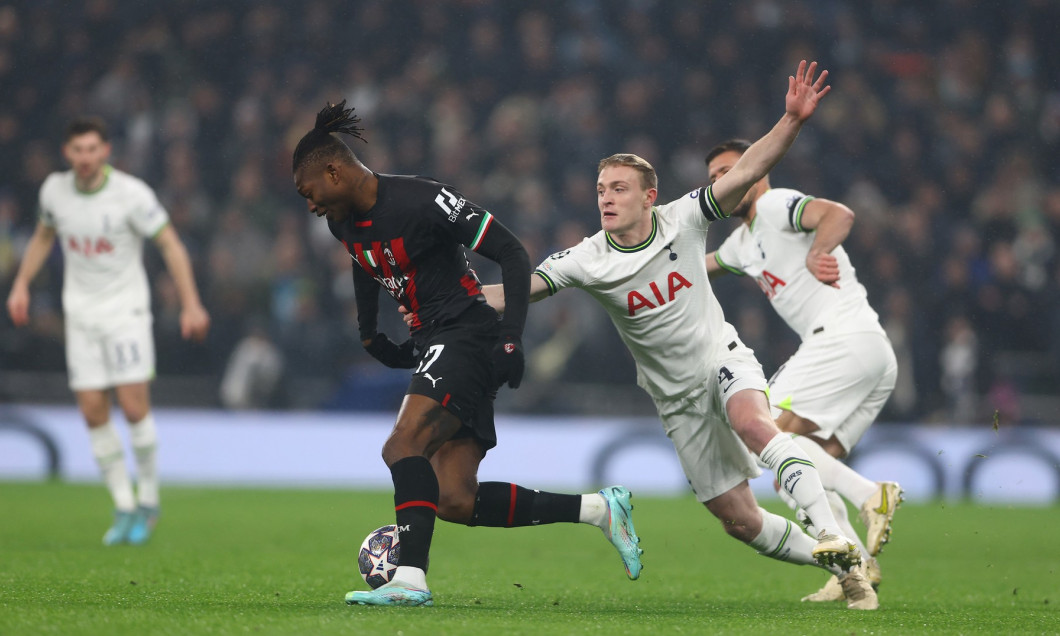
{"left": 357, "top": 525, "right": 400, "bottom": 589}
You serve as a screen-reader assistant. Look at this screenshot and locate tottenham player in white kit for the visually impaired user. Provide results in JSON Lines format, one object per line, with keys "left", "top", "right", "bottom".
{"left": 478, "top": 62, "right": 878, "bottom": 609}
{"left": 705, "top": 139, "right": 901, "bottom": 602}
{"left": 6, "top": 117, "right": 210, "bottom": 545}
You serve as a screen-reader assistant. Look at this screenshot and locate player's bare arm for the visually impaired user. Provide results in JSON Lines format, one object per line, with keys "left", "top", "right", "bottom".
{"left": 710, "top": 60, "right": 830, "bottom": 214}
{"left": 153, "top": 224, "right": 210, "bottom": 341}
{"left": 400, "top": 275, "right": 549, "bottom": 326}
{"left": 6, "top": 222, "right": 57, "bottom": 326}
{"left": 797, "top": 198, "right": 854, "bottom": 288}
{"left": 482, "top": 275, "right": 551, "bottom": 314}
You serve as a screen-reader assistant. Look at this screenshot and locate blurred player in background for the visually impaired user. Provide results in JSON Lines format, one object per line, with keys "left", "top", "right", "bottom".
{"left": 705, "top": 138, "right": 902, "bottom": 603}
{"left": 475, "top": 62, "right": 878, "bottom": 610}
{"left": 6, "top": 117, "right": 210, "bottom": 545}
{"left": 292, "top": 101, "right": 641, "bottom": 608}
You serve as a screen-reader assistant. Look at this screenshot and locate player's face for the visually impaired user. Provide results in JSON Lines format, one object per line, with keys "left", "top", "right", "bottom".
{"left": 597, "top": 165, "right": 656, "bottom": 236}
{"left": 707, "top": 150, "right": 755, "bottom": 219}
{"left": 294, "top": 163, "right": 350, "bottom": 224}
{"left": 62, "top": 132, "right": 111, "bottom": 184}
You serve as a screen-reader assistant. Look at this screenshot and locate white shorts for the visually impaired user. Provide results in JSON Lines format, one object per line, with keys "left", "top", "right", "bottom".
{"left": 652, "top": 341, "right": 767, "bottom": 503}
{"left": 767, "top": 330, "right": 897, "bottom": 453}
{"left": 65, "top": 313, "right": 156, "bottom": 391}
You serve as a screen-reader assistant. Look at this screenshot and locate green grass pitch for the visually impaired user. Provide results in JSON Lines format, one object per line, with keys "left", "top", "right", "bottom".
{"left": 1, "top": 481, "right": 1057, "bottom": 635}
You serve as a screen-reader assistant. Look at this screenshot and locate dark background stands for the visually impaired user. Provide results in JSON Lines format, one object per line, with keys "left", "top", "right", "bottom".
{"left": 2, "top": 1, "right": 1059, "bottom": 425}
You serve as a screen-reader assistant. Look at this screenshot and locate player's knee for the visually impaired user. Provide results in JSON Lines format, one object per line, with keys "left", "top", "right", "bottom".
{"left": 720, "top": 517, "right": 758, "bottom": 543}
{"left": 436, "top": 488, "right": 475, "bottom": 524}
{"left": 121, "top": 406, "right": 149, "bottom": 424}
{"left": 710, "top": 504, "right": 762, "bottom": 543}
{"left": 380, "top": 438, "right": 406, "bottom": 467}
{"left": 821, "top": 436, "right": 848, "bottom": 458}
{"left": 380, "top": 444, "right": 409, "bottom": 468}
{"left": 80, "top": 405, "right": 110, "bottom": 426}
{"left": 381, "top": 431, "right": 426, "bottom": 466}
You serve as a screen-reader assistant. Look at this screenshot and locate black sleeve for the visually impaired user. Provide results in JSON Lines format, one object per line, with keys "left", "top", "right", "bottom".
{"left": 473, "top": 218, "right": 530, "bottom": 338}
{"left": 352, "top": 263, "right": 381, "bottom": 342}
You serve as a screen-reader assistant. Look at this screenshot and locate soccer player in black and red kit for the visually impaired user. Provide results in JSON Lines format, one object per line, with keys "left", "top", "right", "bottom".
{"left": 292, "top": 101, "right": 642, "bottom": 607}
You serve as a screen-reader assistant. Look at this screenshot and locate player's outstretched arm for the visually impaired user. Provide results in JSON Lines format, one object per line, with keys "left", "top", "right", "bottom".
{"left": 481, "top": 275, "right": 551, "bottom": 315}
{"left": 398, "top": 275, "right": 548, "bottom": 327}
{"left": 400, "top": 275, "right": 547, "bottom": 324}
{"left": 711, "top": 60, "right": 830, "bottom": 214}
{"left": 798, "top": 198, "right": 854, "bottom": 288}
{"left": 6, "top": 222, "right": 57, "bottom": 326}
{"left": 154, "top": 224, "right": 210, "bottom": 341}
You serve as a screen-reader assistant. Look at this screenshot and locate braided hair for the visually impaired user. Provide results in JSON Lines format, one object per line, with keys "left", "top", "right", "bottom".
{"left": 291, "top": 100, "right": 367, "bottom": 173}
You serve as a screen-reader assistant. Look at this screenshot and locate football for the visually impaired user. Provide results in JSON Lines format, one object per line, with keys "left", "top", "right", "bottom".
{"left": 357, "top": 525, "right": 400, "bottom": 589}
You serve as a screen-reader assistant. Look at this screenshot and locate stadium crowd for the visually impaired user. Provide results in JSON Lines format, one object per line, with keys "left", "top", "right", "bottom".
{"left": 1, "top": 0, "right": 1058, "bottom": 423}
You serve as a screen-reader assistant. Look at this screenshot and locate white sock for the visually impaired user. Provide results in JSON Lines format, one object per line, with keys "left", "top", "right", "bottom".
{"left": 393, "top": 566, "right": 428, "bottom": 589}
{"left": 749, "top": 507, "right": 817, "bottom": 566}
{"left": 791, "top": 435, "right": 877, "bottom": 506}
{"left": 579, "top": 493, "right": 608, "bottom": 529}
{"left": 759, "top": 433, "right": 840, "bottom": 538}
{"left": 88, "top": 422, "right": 135, "bottom": 511}
{"left": 777, "top": 473, "right": 867, "bottom": 556}
{"left": 128, "top": 413, "right": 159, "bottom": 508}
{"left": 828, "top": 490, "right": 868, "bottom": 557}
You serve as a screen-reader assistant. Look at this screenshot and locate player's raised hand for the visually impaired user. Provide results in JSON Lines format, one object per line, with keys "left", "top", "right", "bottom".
{"left": 785, "top": 60, "right": 830, "bottom": 123}
{"left": 181, "top": 303, "right": 211, "bottom": 341}
{"left": 6, "top": 284, "right": 30, "bottom": 326}
{"left": 806, "top": 250, "right": 841, "bottom": 288}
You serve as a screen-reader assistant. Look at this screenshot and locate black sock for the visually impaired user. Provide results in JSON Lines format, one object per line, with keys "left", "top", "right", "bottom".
{"left": 468, "top": 482, "right": 581, "bottom": 527}
{"left": 390, "top": 456, "right": 438, "bottom": 571}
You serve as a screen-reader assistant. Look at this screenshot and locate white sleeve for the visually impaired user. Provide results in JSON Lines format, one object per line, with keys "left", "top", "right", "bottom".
{"left": 757, "top": 188, "right": 815, "bottom": 233}
{"left": 661, "top": 185, "right": 728, "bottom": 232}
{"left": 714, "top": 231, "right": 745, "bottom": 276}
{"left": 128, "top": 181, "right": 170, "bottom": 238}
{"left": 533, "top": 240, "right": 592, "bottom": 295}
{"left": 38, "top": 176, "right": 57, "bottom": 227}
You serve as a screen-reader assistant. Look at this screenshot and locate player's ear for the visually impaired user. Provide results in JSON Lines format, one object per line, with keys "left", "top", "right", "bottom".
{"left": 645, "top": 188, "right": 658, "bottom": 206}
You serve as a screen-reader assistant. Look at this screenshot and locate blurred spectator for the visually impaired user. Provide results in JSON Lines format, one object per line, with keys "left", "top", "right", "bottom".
{"left": 0, "top": 1, "right": 1058, "bottom": 421}
{"left": 220, "top": 318, "right": 285, "bottom": 410}
{"left": 940, "top": 315, "right": 978, "bottom": 423}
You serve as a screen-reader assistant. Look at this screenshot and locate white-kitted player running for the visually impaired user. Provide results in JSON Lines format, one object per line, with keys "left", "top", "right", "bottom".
{"left": 481, "top": 61, "right": 879, "bottom": 610}
{"left": 6, "top": 117, "right": 210, "bottom": 546}
{"left": 706, "top": 138, "right": 902, "bottom": 603}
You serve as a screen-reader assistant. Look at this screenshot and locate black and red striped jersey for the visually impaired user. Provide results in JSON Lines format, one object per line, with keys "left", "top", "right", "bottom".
{"left": 328, "top": 173, "right": 518, "bottom": 338}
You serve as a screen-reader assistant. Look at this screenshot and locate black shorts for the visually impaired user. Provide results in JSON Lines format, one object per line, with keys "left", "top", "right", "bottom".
{"left": 408, "top": 303, "right": 500, "bottom": 450}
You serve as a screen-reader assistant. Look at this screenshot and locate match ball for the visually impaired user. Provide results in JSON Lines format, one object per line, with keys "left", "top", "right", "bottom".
{"left": 357, "top": 525, "right": 400, "bottom": 589}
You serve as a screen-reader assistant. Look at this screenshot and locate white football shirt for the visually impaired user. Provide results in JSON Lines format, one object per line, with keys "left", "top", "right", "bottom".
{"left": 535, "top": 186, "right": 743, "bottom": 401}
{"left": 39, "top": 165, "right": 169, "bottom": 321}
{"left": 714, "top": 187, "right": 884, "bottom": 340}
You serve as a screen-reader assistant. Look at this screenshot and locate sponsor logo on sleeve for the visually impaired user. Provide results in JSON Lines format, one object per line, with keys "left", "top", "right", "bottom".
{"left": 434, "top": 187, "right": 467, "bottom": 222}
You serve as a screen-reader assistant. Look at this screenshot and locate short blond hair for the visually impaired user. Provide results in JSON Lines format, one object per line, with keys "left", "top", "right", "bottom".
{"left": 597, "top": 153, "right": 657, "bottom": 191}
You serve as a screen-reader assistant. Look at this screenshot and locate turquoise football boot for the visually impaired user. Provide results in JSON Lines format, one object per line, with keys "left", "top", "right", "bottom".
{"left": 599, "top": 485, "right": 643, "bottom": 580}
{"left": 102, "top": 510, "right": 137, "bottom": 546}
{"left": 345, "top": 580, "right": 433, "bottom": 607}
{"left": 127, "top": 505, "right": 159, "bottom": 545}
